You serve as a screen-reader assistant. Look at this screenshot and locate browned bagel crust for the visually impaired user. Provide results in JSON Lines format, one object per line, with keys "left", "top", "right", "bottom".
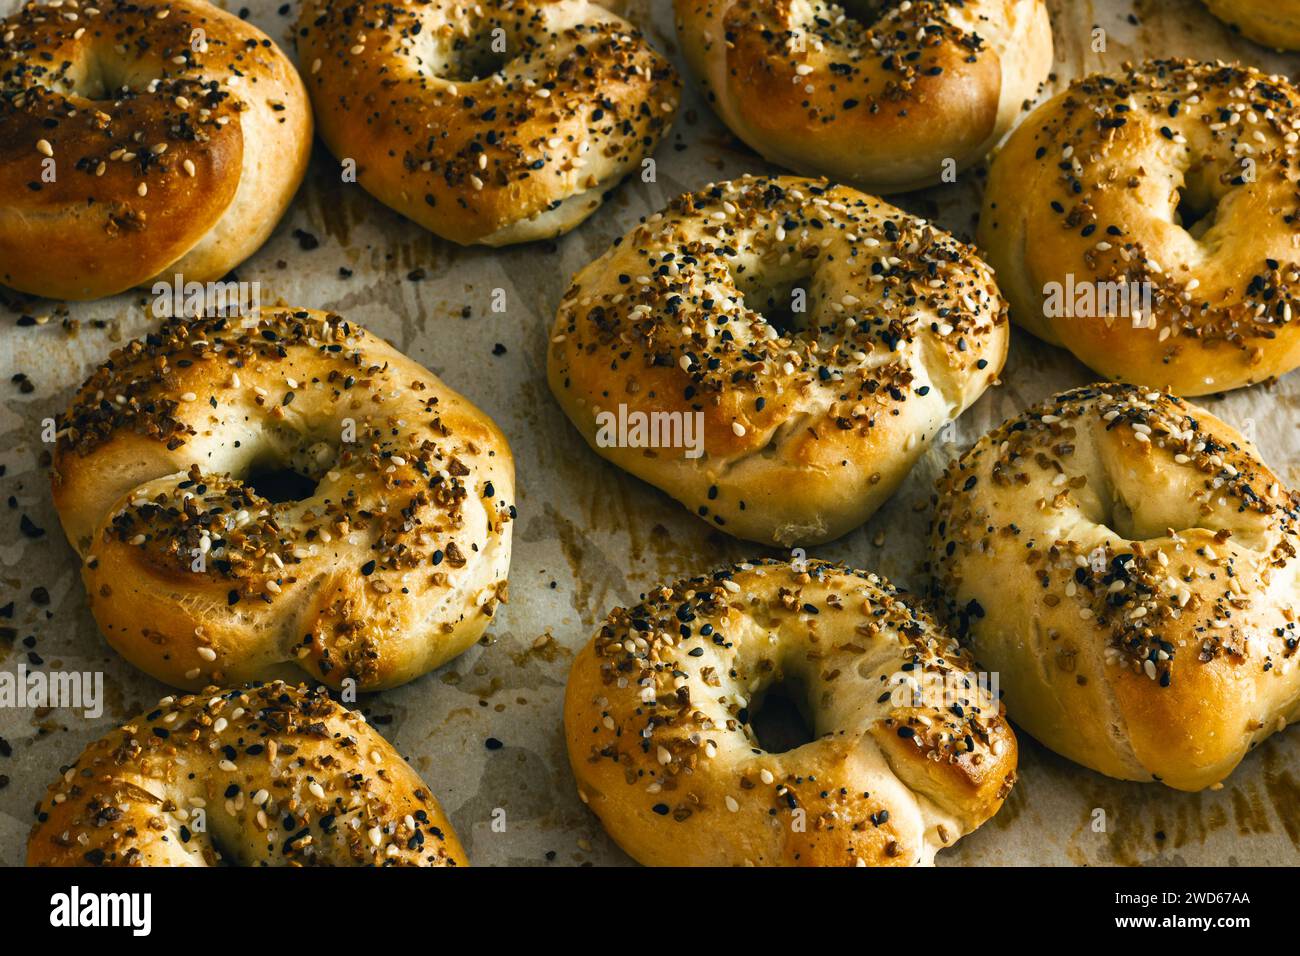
{"left": 565, "top": 559, "right": 1017, "bottom": 866}
{"left": 50, "top": 307, "right": 515, "bottom": 692}
{"left": 295, "top": 0, "right": 680, "bottom": 246}
{"left": 548, "top": 175, "right": 1009, "bottom": 546}
{"left": 978, "top": 60, "right": 1300, "bottom": 396}
{"left": 673, "top": 0, "right": 1052, "bottom": 193}
{"left": 929, "top": 384, "right": 1300, "bottom": 791}
{"left": 1204, "top": 0, "right": 1300, "bottom": 51}
{"left": 27, "top": 681, "right": 468, "bottom": 866}
{"left": 0, "top": 0, "right": 311, "bottom": 300}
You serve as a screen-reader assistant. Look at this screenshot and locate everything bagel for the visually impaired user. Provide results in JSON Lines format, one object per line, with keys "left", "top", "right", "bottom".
{"left": 978, "top": 60, "right": 1300, "bottom": 396}
{"left": 0, "top": 0, "right": 311, "bottom": 300}
{"left": 1204, "top": 0, "right": 1300, "bottom": 51}
{"left": 51, "top": 307, "right": 515, "bottom": 692}
{"left": 564, "top": 558, "right": 1018, "bottom": 866}
{"left": 548, "top": 175, "right": 1009, "bottom": 546}
{"left": 28, "top": 681, "right": 468, "bottom": 866}
{"left": 673, "top": 0, "right": 1052, "bottom": 193}
{"left": 928, "top": 384, "right": 1300, "bottom": 791}
{"left": 295, "top": 0, "right": 680, "bottom": 246}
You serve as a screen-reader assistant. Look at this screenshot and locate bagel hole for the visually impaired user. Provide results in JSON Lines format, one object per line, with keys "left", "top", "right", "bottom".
{"left": 1175, "top": 189, "right": 1218, "bottom": 238}
{"left": 757, "top": 281, "right": 814, "bottom": 338}
{"left": 1107, "top": 498, "right": 1141, "bottom": 540}
{"left": 839, "top": 0, "right": 902, "bottom": 26}
{"left": 1103, "top": 494, "right": 1188, "bottom": 543}
{"left": 1098, "top": 497, "right": 1173, "bottom": 543}
{"left": 1099, "top": 489, "right": 1245, "bottom": 545}
{"left": 1095, "top": 483, "right": 1171, "bottom": 542}
{"left": 243, "top": 466, "right": 319, "bottom": 505}
{"left": 69, "top": 49, "right": 165, "bottom": 100}
{"left": 439, "top": 32, "right": 515, "bottom": 81}
{"left": 746, "top": 680, "right": 816, "bottom": 754}
{"left": 242, "top": 436, "right": 338, "bottom": 504}
{"left": 735, "top": 265, "right": 821, "bottom": 340}
{"left": 1174, "top": 167, "right": 1223, "bottom": 240}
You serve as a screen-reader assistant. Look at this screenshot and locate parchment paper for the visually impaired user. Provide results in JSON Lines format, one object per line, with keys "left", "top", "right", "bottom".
{"left": 1, "top": 0, "right": 1298, "bottom": 866}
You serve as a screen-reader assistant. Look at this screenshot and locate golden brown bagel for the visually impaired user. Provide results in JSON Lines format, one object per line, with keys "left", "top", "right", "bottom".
{"left": 51, "top": 307, "right": 515, "bottom": 692}
{"left": 564, "top": 558, "right": 1018, "bottom": 866}
{"left": 1204, "top": 0, "right": 1300, "bottom": 51}
{"left": 928, "top": 384, "right": 1300, "bottom": 792}
{"left": 295, "top": 0, "right": 680, "bottom": 246}
{"left": 548, "top": 174, "right": 1009, "bottom": 546}
{"left": 0, "top": 0, "right": 311, "bottom": 300}
{"left": 673, "top": 0, "right": 1052, "bottom": 193}
{"left": 28, "top": 681, "right": 467, "bottom": 866}
{"left": 978, "top": 60, "right": 1300, "bottom": 396}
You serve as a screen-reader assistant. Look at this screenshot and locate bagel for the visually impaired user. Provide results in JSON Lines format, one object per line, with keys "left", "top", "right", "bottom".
{"left": 1204, "top": 0, "right": 1300, "bottom": 51}
{"left": 51, "top": 307, "right": 515, "bottom": 692}
{"left": 978, "top": 59, "right": 1300, "bottom": 396}
{"left": 547, "top": 174, "right": 1009, "bottom": 546}
{"left": 928, "top": 383, "right": 1300, "bottom": 791}
{"left": 564, "top": 558, "right": 1018, "bottom": 866}
{"left": 673, "top": 0, "right": 1053, "bottom": 193}
{"left": 27, "top": 681, "right": 467, "bottom": 866}
{"left": 295, "top": 0, "right": 680, "bottom": 246}
{"left": 0, "top": 0, "right": 311, "bottom": 300}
